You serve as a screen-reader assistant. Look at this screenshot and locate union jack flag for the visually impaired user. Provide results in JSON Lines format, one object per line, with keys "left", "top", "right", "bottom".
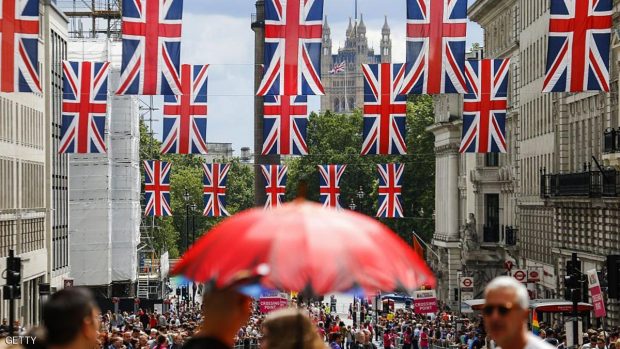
{"left": 203, "top": 163, "right": 231, "bottom": 217}
{"left": 261, "top": 165, "right": 287, "bottom": 209}
{"left": 376, "top": 163, "right": 404, "bottom": 219}
{"left": 59, "top": 61, "right": 110, "bottom": 154}
{"left": 401, "top": 0, "right": 468, "bottom": 95}
{"left": 161, "top": 64, "right": 209, "bottom": 154}
{"left": 144, "top": 160, "right": 172, "bottom": 217}
{"left": 257, "top": 0, "right": 325, "bottom": 96}
{"left": 318, "top": 165, "right": 346, "bottom": 209}
{"left": 361, "top": 63, "right": 408, "bottom": 155}
{"left": 262, "top": 95, "right": 309, "bottom": 155}
{"left": 117, "top": 0, "right": 183, "bottom": 95}
{"left": 543, "top": 0, "right": 612, "bottom": 92}
{"left": 460, "top": 59, "right": 510, "bottom": 153}
{"left": 0, "top": 0, "right": 41, "bottom": 92}
{"left": 329, "top": 61, "right": 346, "bottom": 74}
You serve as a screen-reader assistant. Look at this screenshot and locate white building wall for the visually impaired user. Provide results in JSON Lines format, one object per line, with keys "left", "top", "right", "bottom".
{"left": 0, "top": 0, "right": 71, "bottom": 327}
{"left": 45, "top": 0, "right": 71, "bottom": 293}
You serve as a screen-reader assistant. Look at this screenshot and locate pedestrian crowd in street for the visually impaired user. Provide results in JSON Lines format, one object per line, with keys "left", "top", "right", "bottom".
{"left": 1, "top": 278, "right": 620, "bottom": 349}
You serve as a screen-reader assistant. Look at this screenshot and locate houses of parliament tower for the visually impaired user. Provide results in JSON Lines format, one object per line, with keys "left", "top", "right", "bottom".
{"left": 321, "top": 15, "right": 392, "bottom": 113}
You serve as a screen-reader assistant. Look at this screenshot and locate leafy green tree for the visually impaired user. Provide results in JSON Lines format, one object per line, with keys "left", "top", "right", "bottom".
{"left": 286, "top": 95, "right": 436, "bottom": 243}
{"left": 138, "top": 121, "right": 255, "bottom": 258}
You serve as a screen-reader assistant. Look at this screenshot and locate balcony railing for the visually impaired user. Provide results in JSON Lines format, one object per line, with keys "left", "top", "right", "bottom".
{"left": 483, "top": 225, "right": 500, "bottom": 243}
{"left": 541, "top": 168, "right": 620, "bottom": 198}
{"left": 505, "top": 226, "right": 518, "bottom": 246}
{"left": 604, "top": 128, "right": 620, "bottom": 153}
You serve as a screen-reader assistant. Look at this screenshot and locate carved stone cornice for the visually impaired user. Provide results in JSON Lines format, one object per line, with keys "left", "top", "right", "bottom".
{"left": 435, "top": 143, "right": 460, "bottom": 156}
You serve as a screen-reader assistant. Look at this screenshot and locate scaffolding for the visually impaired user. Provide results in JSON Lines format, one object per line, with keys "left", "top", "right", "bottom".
{"left": 57, "top": 0, "right": 122, "bottom": 39}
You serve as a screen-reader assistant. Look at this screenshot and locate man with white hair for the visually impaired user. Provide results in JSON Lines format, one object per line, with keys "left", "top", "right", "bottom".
{"left": 483, "top": 277, "right": 556, "bottom": 349}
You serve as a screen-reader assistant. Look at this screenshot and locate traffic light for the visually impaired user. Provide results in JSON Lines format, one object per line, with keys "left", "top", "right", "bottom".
{"left": 581, "top": 273, "right": 589, "bottom": 303}
{"left": 7, "top": 255, "right": 21, "bottom": 286}
{"left": 564, "top": 259, "right": 581, "bottom": 301}
{"left": 3, "top": 253, "right": 21, "bottom": 300}
{"left": 607, "top": 255, "right": 620, "bottom": 299}
{"left": 176, "top": 287, "right": 181, "bottom": 296}
{"left": 181, "top": 286, "right": 188, "bottom": 300}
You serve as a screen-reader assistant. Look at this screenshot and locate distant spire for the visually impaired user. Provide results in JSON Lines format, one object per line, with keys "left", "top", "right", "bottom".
{"left": 346, "top": 17, "right": 353, "bottom": 36}
{"left": 358, "top": 13, "right": 366, "bottom": 34}
{"left": 382, "top": 15, "right": 390, "bottom": 34}
{"left": 323, "top": 15, "right": 331, "bottom": 36}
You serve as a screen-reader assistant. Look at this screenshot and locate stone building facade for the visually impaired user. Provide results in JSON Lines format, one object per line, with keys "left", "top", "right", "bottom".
{"left": 0, "top": 1, "right": 69, "bottom": 326}
{"left": 320, "top": 16, "right": 391, "bottom": 113}
{"left": 431, "top": 0, "right": 620, "bottom": 326}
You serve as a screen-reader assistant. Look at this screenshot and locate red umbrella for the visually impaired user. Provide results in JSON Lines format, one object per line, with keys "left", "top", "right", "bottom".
{"left": 172, "top": 200, "right": 435, "bottom": 295}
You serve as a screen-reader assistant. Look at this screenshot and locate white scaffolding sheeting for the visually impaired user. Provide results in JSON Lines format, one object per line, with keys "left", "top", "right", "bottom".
{"left": 68, "top": 40, "right": 140, "bottom": 286}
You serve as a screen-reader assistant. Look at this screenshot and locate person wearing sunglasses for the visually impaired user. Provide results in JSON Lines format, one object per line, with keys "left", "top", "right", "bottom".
{"left": 482, "top": 277, "right": 556, "bottom": 349}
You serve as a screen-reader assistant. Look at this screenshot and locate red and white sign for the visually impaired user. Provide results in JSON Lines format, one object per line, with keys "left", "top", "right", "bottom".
{"left": 528, "top": 269, "right": 541, "bottom": 283}
{"left": 460, "top": 277, "right": 474, "bottom": 289}
{"left": 259, "top": 297, "right": 288, "bottom": 314}
{"left": 586, "top": 269, "right": 606, "bottom": 318}
{"left": 413, "top": 290, "right": 438, "bottom": 314}
{"left": 513, "top": 269, "right": 527, "bottom": 283}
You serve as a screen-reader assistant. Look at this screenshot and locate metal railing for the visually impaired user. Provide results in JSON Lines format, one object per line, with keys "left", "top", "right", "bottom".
{"left": 541, "top": 168, "right": 620, "bottom": 198}
{"left": 604, "top": 128, "right": 620, "bottom": 153}
{"left": 505, "top": 226, "right": 518, "bottom": 246}
{"left": 483, "top": 225, "right": 500, "bottom": 243}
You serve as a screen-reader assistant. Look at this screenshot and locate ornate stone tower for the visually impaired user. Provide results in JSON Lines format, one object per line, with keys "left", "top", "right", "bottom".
{"left": 380, "top": 16, "right": 392, "bottom": 63}
{"left": 320, "top": 15, "right": 392, "bottom": 114}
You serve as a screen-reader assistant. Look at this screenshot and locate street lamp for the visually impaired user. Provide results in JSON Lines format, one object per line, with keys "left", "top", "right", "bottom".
{"left": 190, "top": 203, "right": 197, "bottom": 245}
{"left": 183, "top": 189, "right": 191, "bottom": 253}
{"left": 349, "top": 198, "right": 357, "bottom": 211}
{"left": 357, "top": 186, "right": 365, "bottom": 214}
{"left": 375, "top": 291, "right": 380, "bottom": 341}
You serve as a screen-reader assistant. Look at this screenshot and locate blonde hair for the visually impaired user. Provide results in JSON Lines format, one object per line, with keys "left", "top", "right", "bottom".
{"left": 262, "top": 308, "right": 326, "bottom": 349}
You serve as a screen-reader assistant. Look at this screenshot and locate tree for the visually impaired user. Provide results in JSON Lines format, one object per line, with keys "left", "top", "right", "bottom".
{"left": 286, "top": 95, "right": 436, "bottom": 243}
{"left": 139, "top": 120, "right": 255, "bottom": 258}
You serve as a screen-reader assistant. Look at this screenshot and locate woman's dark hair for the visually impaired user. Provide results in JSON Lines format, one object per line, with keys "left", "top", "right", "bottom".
{"left": 42, "top": 287, "right": 98, "bottom": 346}
{"left": 154, "top": 334, "right": 167, "bottom": 348}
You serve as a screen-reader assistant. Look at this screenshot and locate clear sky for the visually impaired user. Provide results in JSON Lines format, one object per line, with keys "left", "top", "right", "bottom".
{"left": 148, "top": 0, "right": 484, "bottom": 154}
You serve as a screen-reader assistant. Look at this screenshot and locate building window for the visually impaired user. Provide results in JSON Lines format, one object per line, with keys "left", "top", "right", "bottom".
{"left": 485, "top": 194, "right": 500, "bottom": 228}
{"left": 484, "top": 194, "right": 500, "bottom": 243}
{"left": 485, "top": 153, "right": 499, "bottom": 167}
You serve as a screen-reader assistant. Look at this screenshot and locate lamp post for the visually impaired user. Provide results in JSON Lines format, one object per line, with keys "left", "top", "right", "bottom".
{"left": 191, "top": 203, "right": 197, "bottom": 245}
{"left": 357, "top": 186, "right": 365, "bottom": 214}
{"left": 349, "top": 198, "right": 357, "bottom": 211}
{"left": 375, "top": 291, "right": 380, "bottom": 341}
{"left": 183, "top": 190, "right": 191, "bottom": 253}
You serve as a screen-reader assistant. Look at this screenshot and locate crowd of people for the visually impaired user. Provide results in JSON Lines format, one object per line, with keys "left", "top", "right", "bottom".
{"left": 1, "top": 278, "right": 620, "bottom": 349}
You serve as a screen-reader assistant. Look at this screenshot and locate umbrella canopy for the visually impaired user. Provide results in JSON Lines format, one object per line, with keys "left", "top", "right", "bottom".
{"left": 172, "top": 200, "right": 435, "bottom": 295}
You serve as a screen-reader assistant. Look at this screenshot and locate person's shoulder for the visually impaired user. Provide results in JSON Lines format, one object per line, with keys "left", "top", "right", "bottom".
{"left": 526, "top": 334, "right": 558, "bottom": 349}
